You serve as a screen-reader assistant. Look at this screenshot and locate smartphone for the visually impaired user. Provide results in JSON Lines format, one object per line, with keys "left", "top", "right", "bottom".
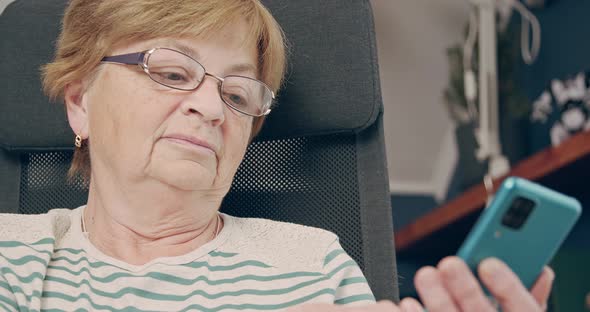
{"left": 457, "top": 176, "right": 582, "bottom": 289}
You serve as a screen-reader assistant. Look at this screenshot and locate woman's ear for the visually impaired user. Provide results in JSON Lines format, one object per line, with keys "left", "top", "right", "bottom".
{"left": 64, "top": 80, "right": 89, "bottom": 139}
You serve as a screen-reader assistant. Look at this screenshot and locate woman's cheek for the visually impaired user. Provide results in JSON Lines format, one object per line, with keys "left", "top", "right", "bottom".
{"left": 217, "top": 119, "right": 252, "bottom": 182}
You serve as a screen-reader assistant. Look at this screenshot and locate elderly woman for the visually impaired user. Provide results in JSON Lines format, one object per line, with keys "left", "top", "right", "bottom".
{"left": 0, "top": 0, "right": 554, "bottom": 311}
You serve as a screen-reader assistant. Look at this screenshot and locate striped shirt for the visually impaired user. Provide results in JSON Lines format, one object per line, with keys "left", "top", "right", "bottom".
{"left": 0, "top": 207, "right": 375, "bottom": 311}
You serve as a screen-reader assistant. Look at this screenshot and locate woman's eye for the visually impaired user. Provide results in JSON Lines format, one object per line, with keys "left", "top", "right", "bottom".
{"left": 223, "top": 89, "right": 250, "bottom": 107}
{"left": 157, "top": 71, "right": 188, "bottom": 83}
{"left": 163, "top": 72, "right": 186, "bottom": 81}
{"left": 150, "top": 67, "right": 191, "bottom": 85}
{"left": 229, "top": 94, "right": 244, "bottom": 104}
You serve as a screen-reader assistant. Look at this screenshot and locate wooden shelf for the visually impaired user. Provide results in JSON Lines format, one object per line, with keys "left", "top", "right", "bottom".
{"left": 394, "top": 130, "right": 590, "bottom": 252}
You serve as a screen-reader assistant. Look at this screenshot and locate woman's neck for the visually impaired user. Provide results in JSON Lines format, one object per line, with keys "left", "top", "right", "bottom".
{"left": 83, "top": 178, "right": 224, "bottom": 265}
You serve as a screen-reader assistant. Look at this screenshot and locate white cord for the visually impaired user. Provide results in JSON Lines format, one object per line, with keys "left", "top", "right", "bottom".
{"left": 463, "top": 9, "right": 479, "bottom": 120}
{"left": 463, "top": 9, "right": 478, "bottom": 72}
{"left": 503, "top": 0, "right": 542, "bottom": 64}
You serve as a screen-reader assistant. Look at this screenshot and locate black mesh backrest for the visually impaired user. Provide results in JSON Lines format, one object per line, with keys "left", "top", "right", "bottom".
{"left": 19, "top": 151, "right": 86, "bottom": 213}
{"left": 1, "top": 0, "right": 399, "bottom": 302}
{"left": 208, "top": 135, "right": 365, "bottom": 268}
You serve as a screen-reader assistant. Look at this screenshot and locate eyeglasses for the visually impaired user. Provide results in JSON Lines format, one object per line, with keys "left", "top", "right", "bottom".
{"left": 101, "top": 48, "right": 274, "bottom": 117}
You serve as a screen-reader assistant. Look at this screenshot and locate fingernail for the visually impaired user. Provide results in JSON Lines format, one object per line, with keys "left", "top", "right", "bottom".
{"left": 414, "top": 267, "right": 438, "bottom": 289}
{"left": 545, "top": 267, "right": 555, "bottom": 282}
{"left": 480, "top": 258, "right": 503, "bottom": 279}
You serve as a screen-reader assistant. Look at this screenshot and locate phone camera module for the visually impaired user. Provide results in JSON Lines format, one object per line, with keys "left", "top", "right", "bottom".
{"left": 501, "top": 196, "right": 535, "bottom": 230}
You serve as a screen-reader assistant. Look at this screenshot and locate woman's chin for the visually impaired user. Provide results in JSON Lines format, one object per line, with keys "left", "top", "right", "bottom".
{"left": 151, "top": 162, "right": 218, "bottom": 191}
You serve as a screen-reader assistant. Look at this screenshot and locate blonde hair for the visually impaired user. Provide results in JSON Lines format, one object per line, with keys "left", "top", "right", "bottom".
{"left": 42, "top": 0, "right": 287, "bottom": 181}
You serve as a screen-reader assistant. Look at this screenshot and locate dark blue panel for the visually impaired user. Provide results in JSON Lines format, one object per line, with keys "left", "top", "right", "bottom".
{"left": 521, "top": 0, "right": 590, "bottom": 100}
{"left": 390, "top": 194, "right": 438, "bottom": 230}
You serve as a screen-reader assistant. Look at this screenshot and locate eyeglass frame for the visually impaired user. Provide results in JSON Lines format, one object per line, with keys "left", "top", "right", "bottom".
{"left": 100, "top": 47, "right": 275, "bottom": 117}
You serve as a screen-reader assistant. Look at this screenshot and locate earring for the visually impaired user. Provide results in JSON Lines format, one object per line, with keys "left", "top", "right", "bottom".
{"left": 75, "top": 135, "right": 82, "bottom": 148}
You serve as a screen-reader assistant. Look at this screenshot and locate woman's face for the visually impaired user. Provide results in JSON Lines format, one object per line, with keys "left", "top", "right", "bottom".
{"left": 69, "top": 21, "right": 258, "bottom": 193}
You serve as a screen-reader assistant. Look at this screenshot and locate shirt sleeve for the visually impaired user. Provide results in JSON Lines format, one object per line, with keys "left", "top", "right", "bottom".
{"left": 322, "top": 239, "right": 376, "bottom": 306}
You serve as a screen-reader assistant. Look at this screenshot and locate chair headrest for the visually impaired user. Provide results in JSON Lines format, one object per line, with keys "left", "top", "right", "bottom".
{"left": 0, "top": 0, "right": 382, "bottom": 151}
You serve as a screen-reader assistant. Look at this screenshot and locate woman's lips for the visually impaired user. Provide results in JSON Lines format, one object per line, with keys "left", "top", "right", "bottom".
{"left": 162, "top": 134, "right": 216, "bottom": 155}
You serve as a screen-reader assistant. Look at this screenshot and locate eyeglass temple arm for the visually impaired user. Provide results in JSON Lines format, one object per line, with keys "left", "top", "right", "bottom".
{"left": 101, "top": 52, "right": 145, "bottom": 65}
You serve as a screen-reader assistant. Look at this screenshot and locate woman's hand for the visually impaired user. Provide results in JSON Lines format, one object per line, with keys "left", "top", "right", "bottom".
{"left": 414, "top": 256, "right": 555, "bottom": 312}
{"left": 289, "top": 256, "right": 554, "bottom": 312}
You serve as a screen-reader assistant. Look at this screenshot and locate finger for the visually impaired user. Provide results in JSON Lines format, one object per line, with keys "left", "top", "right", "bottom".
{"left": 372, "top": 300, "right": 402, "bottom": 311}
{"left": 437, "top": 257, "right": 496, "bottom": 312}
{"left": 414, "top": 266, "right": 459, "bottom": 312}
{"left": 530, "top": 266, "right": 555, "bottom": 309}
{"left": 478, "top": 258, "right": 540, "bottom": 312}
{"left": 399, "top": 297, "right": 424, "bottom": 312}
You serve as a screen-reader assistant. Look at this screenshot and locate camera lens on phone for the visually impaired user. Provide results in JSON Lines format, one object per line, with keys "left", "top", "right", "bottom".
{"left": 501, "top": 196, "right": 535, "bottom": 230}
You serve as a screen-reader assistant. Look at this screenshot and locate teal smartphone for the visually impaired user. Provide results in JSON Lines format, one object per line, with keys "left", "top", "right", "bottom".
{"left": 457, "top": 176, "right": 582, "bottom": 289}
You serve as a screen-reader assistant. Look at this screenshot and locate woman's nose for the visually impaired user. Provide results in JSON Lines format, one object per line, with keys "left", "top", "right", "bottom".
{"left": 180, "top": 76, "right": 226, "bottom": 126}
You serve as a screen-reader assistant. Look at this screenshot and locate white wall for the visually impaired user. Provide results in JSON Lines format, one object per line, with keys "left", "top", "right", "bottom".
{"left": 371, "top": 0, "right": 471, "bottom": 200}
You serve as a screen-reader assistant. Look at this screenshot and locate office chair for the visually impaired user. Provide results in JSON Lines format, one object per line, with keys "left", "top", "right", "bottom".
{"left": 0, "top": 0, "right": 399, "bottom": 301}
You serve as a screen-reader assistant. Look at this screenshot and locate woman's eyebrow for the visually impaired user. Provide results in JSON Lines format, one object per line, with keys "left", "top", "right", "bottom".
{"left": 157, "top": 40, "right": 258, "bottom": 76}
{"left": 227, "top": 63, "right": 257, "bottom": 76}
{"left": 169, "top": 42, "right": 201, "bottom": 60}
{"left": 152, "top": 39, "right": 200, "bottom": 59}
